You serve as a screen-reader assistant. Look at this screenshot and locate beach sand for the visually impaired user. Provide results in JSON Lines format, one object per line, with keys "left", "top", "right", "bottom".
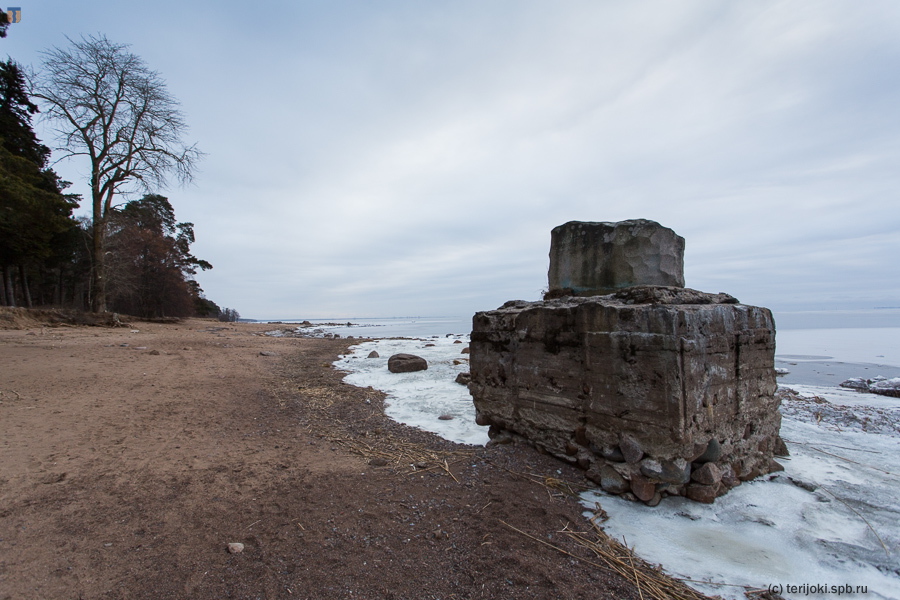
{"left": 0, "top": 314, "right": 662, "bottom": 600}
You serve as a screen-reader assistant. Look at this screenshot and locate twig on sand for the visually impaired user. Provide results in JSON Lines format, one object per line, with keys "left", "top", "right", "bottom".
{"left": 627, "top": 545, "right": 645, "bottom": 600}
{"left": 442, "top": 459, "right": 459, "bottom": 483}
{"left": 487, "top": 461, "right": 588, "bottom": 499}
{"left": 502, "top": 514, "right": 739, "bottom": 600}
{"left": 0, "top": 389, "right": 22, "bottom": 401}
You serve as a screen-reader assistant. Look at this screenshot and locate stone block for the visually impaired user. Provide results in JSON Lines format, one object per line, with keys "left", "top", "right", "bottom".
{"left": 548, "top": 220, "right": 685, "bottom": 296}
{"left": 469, "top": 288, "right": 780, "bottom": 505}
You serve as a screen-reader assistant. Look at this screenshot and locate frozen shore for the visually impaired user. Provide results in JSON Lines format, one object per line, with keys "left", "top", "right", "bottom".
{"left": 334, "top": 326, "right": 900, "bottom": 600}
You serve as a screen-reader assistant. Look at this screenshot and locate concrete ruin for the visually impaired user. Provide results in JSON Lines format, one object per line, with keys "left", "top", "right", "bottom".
{"left": 470, "top": 220, "right": 784, "bottom": 505}
{"left": 548, "top": 220, "right": 685, "bottom": 296}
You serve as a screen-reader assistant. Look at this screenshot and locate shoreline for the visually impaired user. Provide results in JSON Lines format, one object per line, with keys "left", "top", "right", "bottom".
{"left": 774, "top": 358, "right": 900, "bottom": 387}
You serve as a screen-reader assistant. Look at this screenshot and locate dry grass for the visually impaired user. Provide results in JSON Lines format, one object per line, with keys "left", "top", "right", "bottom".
{"left": 498, "top": 474, "right": 787, "bottom": 600}
{"left": 0, "top": 306, "right": 132, "bottom": 329}
{"left": 265, "top": 348, "right": 472, "bottom": 473}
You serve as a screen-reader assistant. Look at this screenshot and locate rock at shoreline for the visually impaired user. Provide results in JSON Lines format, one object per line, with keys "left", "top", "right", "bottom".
{"left": 388, "top": 353, "right": 427, "bottom": 373}
{"left": 839, "top": 376, "right": 900, "bottom": 398}
{"left": 367, "top": 350, "right": 379, "bottom": 358}
{"left": 871, "top": 377, "right": 900, "bottom": 398}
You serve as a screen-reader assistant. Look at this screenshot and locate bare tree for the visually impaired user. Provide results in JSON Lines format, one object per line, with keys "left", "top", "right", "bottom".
{"left": 33, "top": 35, "right": 202, "bottom": 312}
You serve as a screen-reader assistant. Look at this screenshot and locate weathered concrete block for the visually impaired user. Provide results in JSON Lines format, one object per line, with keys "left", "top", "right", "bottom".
{"left": 548, "top": 220, "right": 685, "bottom": 297}
{"left": 470, "top": 286, "right": 781, "bottom": 505}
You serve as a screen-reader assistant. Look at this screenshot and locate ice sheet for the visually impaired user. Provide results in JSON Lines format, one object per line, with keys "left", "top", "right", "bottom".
{"left": 582, "top": 389, "right": 900, "bottom": 600}
{"left": 776, "top": 328, "right": 900, "bottom": 368}
{"left": 334, "top": 336, "right": 489, "bottom": 446}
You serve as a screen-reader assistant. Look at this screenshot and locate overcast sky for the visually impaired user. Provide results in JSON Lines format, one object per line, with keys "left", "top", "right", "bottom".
{"left": 4, "top": 1, "right": 899, "bottom": 320}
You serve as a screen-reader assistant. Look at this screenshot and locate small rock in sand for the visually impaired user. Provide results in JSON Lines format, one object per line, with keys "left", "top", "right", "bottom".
{"left": 227, "top": 542, "right": 244, "bottom": 554}
{"left": 259, "top": 351, "right": 278, "bottom": 357}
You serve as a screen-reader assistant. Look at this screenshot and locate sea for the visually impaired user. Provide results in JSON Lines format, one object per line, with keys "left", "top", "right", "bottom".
{"left": 261, "top": 310, "right": 900, "bottom": 384}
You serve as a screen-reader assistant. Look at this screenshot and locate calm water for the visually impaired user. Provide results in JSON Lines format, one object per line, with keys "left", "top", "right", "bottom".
{"left": 263, "top": 313, "right": 900, "bottom": 387}
{"left": 266, "top": 316, "right": 471, "bottom": 338}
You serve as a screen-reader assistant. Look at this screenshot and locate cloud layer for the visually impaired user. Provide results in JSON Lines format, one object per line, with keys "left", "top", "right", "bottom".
{"left": 7, "top": 1, "right": 899, "bottom": 318}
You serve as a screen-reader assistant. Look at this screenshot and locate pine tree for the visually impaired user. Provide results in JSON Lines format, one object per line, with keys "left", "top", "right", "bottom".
{"left": 0, "top": 59, "right": 78, "bottom": 306}
{"left": 105, "top": 194, "right": 212, "bottom": 318}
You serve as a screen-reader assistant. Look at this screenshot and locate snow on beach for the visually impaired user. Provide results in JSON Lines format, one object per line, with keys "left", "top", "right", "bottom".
{"left": 333, "top": 325, "right": 900, "bottom": 600}
{"left": 581, "top": 386, "right": 900, "bottom": 600}
{"left": 334, "top": 335, "right": 490, "bottom": 446}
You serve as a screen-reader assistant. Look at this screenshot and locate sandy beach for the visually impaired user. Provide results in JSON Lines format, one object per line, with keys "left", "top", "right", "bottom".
{"left": 0, "top": 313, "right": 675, "bottom": 600}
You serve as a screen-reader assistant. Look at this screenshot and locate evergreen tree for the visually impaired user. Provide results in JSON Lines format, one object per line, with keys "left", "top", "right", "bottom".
{"left": 105, "top": 194, "right": 212, "bottom": 318}
{"left": 0, "top": 59, "right": 78, "bottom": 306}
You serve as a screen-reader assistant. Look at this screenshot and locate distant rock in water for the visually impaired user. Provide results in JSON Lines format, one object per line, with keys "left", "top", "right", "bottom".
{"left": 367, "top": 350, "right": 379, "bottom": 358}
{"left": 840, "top": 378, "right": 870, "bottom": 391}
{"left": 775, "top": 368, "right": 790, "bottom": 376}
{"left": 841, "top": 376, "right": 900, "bottom": 397}
{"left": 388, "top": 353, "right": 427, "bottom": 373}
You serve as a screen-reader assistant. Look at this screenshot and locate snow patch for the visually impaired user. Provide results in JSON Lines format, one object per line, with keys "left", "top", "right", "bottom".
{"left": 334, "top": 336, "right": 489, "bottom": 446}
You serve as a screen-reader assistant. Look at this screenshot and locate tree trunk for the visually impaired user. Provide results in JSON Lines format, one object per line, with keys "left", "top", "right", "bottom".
{"left": 55, "top": 268, "right": 63, "bottom": 306}
{"left": 0, "top": 269, "right": 7, "bottom": 306}
{"left": 91, "top": 218, "right": 107, "bottom": 313}
{"left": 3, "top": 266, "right": 16, "bottom": 307}
{"left": 19, "top": 265, "right": 33, "bottom": 308}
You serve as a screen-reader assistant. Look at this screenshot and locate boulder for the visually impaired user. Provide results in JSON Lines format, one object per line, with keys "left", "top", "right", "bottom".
{"left": 587, "top": 465, "right": 630, "bottom": 495}
{"left": 695, "top": 439, "right": 722, "bottom": 464}
{"left": 619, "top": 435, "right": 644, "bottom": 464}
{"left": 870, "top": 377, "right": 900, "bottom": 398}
{"left": 686, "top": 483, "right": 719, "bottom": 504}
{"left": 690, "top": 462, "right": 722, "bottom": 486}
{"left": 839, "top": 378, "right": 870, "bottom": 391}
{"left": 387, "top": 353, "right": 428, "bottom": 373}
{"left": 640, "top": 458, "right": 691, "bottom": 485}
{"left": 455, "top": 372, "right": 471, "bottom": 385}
{"left": 367, "top": 350, "right": 380, "bottom": 358}
{"left": 630, "top": 474, "right": 657, "bottom": 503}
